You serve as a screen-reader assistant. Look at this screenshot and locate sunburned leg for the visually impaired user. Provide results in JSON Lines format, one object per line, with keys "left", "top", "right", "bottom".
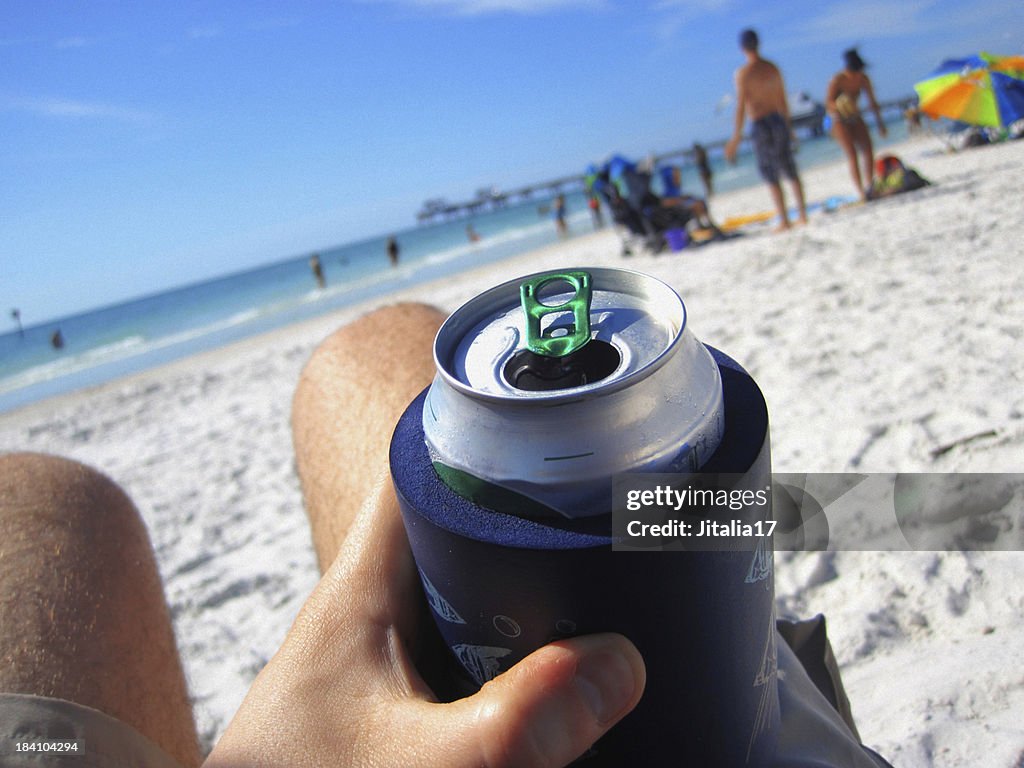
{"left": 0, "top": 452, "right": 200, "bottom": 767}
{"left": 292, "top": 303, "right": 446, "bottom": 572}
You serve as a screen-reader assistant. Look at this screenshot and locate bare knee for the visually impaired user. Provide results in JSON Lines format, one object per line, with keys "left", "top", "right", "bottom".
{"left": 0, "top": 452, "right": 200, "bottom": 766}
{"left": 293, "top": 302, "right": 445, "bottom": 444}
{"left": 306, "top": 302, "right": 445, "bottom": 366}
{"left": 292, "top": 303, "right": 446, "bottom": 570}
{"left": 0, "top": 453, "right": 151, "bottom": 593}
{"left": 1, "top": 450, "right": 138, "bottom": 522}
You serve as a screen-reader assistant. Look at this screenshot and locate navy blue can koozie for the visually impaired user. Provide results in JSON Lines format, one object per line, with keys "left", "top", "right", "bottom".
{"left": 390, "top": 268, "right": 778, "bottom": 765}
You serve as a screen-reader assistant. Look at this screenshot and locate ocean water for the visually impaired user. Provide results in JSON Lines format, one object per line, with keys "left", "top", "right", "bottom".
{"left": 0, "top": 124, "right": 908, "bottom": 414}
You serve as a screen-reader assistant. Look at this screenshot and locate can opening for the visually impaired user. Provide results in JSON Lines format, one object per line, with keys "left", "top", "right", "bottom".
{"left": 508, "top": 270, "right": 622, "bottom": 391}
{"left": 503, "top": 339, "right": 621, "bottom": 391}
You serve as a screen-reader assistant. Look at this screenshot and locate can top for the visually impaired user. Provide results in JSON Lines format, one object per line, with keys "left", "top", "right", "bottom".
{"left": 434, "top": 267, "right": 686, "bottom": 402}
{"left": 424, "top": 267, "right": 725, "bottom": 517}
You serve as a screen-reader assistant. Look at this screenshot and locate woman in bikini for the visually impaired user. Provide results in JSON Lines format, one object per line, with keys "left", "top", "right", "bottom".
{"left": 827, "top": 48, "right": 887, "bottom": 201}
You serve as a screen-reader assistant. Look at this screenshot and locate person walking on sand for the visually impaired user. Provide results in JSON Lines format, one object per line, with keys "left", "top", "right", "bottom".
{"left": 386, "top": 236, "right": 400, "bottom": 267}
{"left": 827, "top": 47, "right": 887, "bottom": 201}
{"left": 724, "top": 28, "right": 807, "bottom": 231}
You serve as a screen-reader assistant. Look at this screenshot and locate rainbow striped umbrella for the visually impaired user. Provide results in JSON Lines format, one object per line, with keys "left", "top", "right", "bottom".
{"left": 915, "top": 52, "right": 1024, "bottom": 129}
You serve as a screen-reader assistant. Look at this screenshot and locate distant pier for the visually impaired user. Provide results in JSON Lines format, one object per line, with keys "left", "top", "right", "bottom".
{"left": 416, "top": 173, "right": 584, "bottom": 223}
{"left": 415, "top": 96, "right": 917, "bottom": 223}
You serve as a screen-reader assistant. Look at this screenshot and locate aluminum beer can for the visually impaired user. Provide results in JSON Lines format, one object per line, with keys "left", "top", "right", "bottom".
{"left": 390, "top": 266, "right": 779, "bottom": 766}
{"left": 423, "top": 267, "right": 725, "bottom": 518}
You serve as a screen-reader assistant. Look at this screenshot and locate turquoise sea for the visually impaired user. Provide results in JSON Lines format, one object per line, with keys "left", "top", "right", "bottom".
{"left": 0, "top": 123, "right": 909, "bottom": 414}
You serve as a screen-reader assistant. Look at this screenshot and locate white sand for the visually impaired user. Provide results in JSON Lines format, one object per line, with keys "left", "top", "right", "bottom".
{"left": 1, "top": 136, "right": 1022, "bottom": 764}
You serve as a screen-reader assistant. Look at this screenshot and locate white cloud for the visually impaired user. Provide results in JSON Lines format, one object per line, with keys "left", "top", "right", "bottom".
{"left": 792, "top": 0, "right": 941, "bottom": 45}
{"left": 246, "top": 17, "right": 303, "bottom": 32}
{"left": 187, "top": 25, "right": 221, "bottom": 40}
{"left": 649, "top": 0, "right": 738, "bottom": 43}
{"left": 651, "top": 0, "right": 734, "bottom": 11}
{"left": 370, "top": 0, "right": 606, "bottom": 15}
{"left": 54, "top": 36, "right": 95, "bottom": 50}
{"left": 9, "top": 97, "right": 156, "bottom": 124}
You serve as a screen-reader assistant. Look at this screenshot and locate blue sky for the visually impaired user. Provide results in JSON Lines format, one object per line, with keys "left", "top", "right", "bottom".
{"left": 3, "top": 0, "right": 1022, "bottom": 324}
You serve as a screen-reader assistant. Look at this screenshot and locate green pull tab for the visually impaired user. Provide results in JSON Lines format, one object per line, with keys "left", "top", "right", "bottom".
{"left": 520, "top": 271, "right": 593, "bottom": 357}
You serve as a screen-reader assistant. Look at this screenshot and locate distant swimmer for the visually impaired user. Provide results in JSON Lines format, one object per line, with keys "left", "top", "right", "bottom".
{"left": 826, "top": 47, "right": 887, "bottom": 201}
{"left": 553, "top": 194, "right": 568, "bottom": 237}
{"left": 386, "top": 236, "right": 400, "bottom": 267}
{"left": 465, "top": 224, "right": 481, "bottom": 243}
{"left": 724, "top": 28, "right": 807, "bottom": 231}
{"left": 309, "top": 253, "right": 326, "bottom": 289}
{"left": 904, "top": 106, "right": 923, "bottom": 136}
{"left": 50, "top": 329, "right": 64, "bottom": 350}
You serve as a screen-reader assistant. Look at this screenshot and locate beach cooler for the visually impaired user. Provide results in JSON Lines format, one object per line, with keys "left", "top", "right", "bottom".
{"left": 665, "top": 227, "right": 689, "bottom": 251}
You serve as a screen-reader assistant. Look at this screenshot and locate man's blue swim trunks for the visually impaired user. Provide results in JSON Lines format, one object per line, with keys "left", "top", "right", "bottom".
{"left": 752, "top": 112, "right": 798, "bottom": 184}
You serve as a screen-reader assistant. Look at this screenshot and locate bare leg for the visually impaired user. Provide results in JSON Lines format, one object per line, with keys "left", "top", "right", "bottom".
{"left": 691, "top": 200, "right": 723, "bottom": 235}
{"left": 0, "top": 452, "right": 200, "bottom": 767}
{"left": 851, "top": 120, "right": 876, "bottom": 191}
{"left": 789, "top": 174, "right": 809, "bottom": 225}
{"left": 862, "top": 147, "right": 874, "bottom": 191}
{"left": 833, "top": 122, "right": 865, "bottom": 200}
{"left": 767, "top": 180, "right": 790, "bottom": 231}
{"left": 292, "top": 303, "right": 446, "bottom": 572}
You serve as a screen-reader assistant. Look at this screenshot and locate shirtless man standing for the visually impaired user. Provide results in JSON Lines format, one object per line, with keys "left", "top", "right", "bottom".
{"left": 724, "top": 29, "right": 807, "bottom": 231}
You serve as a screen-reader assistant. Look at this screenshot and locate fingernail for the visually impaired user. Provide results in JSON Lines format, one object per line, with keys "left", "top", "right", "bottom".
{"left": 574, "top": 644, "right": 638, "bottom": 725}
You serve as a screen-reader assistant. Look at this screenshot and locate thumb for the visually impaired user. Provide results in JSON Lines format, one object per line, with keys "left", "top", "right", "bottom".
{"left": 414, "top": 633, "right": 645, "bottom": 768}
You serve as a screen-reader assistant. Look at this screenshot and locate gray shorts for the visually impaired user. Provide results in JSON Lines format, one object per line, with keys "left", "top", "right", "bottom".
{"left": 752, "top": 112, "right": 799, "bottom": 184}
{"left": 0, "top": 693, "right": 182, "bottom": 768}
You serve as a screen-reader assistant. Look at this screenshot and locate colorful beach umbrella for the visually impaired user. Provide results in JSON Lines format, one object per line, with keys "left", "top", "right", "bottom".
{"left": 914, "top": 52, "right": 1024, "bottom": 129}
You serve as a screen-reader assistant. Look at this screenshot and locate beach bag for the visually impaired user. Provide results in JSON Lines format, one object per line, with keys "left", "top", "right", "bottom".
{"left": 869, "top": 155, "right": 930, "bottom": 199}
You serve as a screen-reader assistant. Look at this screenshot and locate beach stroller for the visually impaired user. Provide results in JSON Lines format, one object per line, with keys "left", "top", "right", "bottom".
{"left": 594, "top": 156, "right": 701, "bottom": 255}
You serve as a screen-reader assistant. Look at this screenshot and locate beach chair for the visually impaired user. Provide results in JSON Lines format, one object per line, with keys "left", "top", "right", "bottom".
{"left": 600, "top": 181, "right": 663, "bottom": 255}
{"left": 595, "top": 156, "right": 697, "bottom": 255}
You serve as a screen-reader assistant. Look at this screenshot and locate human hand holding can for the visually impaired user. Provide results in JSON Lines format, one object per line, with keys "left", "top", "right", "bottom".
{"left": 390, "top": 267, "right": 779, "bottom": 766}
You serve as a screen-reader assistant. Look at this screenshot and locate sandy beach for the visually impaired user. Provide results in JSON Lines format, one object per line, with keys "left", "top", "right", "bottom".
{"left": 2, "top": 135, "right": 1022, "bottom": 765}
